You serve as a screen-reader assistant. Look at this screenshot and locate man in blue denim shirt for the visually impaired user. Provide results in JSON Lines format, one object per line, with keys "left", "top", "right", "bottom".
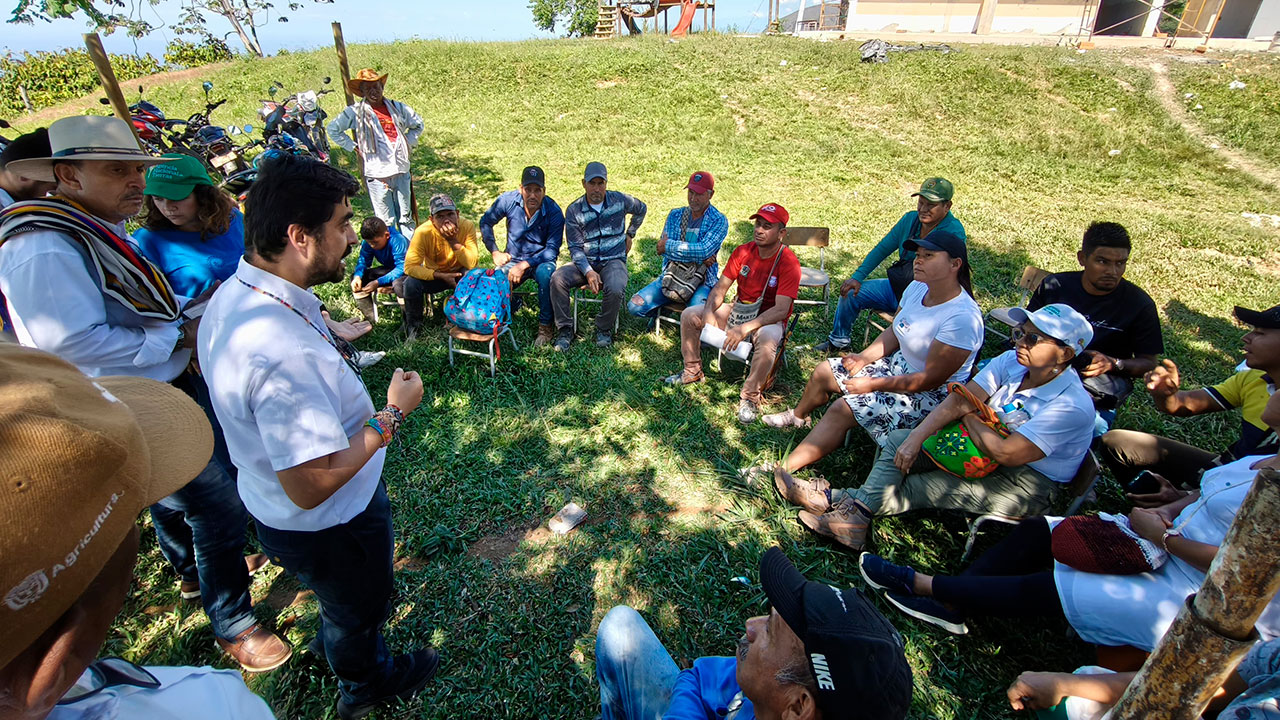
{"left": 595, "top": 547, "right": 911, "bottom": 720}
{"left": 479, "top": 165, "right": 565, "bottom": 346}
{"left": 552, "top": 161, "right": 647, "bottom": 350}
{"left": 628, "top": 171, "right": 728, "bottom": 320}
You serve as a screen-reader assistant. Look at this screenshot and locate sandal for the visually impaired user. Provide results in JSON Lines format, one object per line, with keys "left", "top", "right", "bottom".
{"left": 663, "top": 369, "right": 705, "bottom": 385}
{"left": 761, "top": 408, "right": 812, "bottom": 429}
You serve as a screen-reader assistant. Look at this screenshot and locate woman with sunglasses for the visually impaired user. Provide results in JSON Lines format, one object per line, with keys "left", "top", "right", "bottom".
{"left": 761, "top": 231, "right": 983, "bottom": 474}
{"left": 778, "top": 303, "right": 1097, "bottom": 555}
{"left": 856, "top": 393, "right": 1280, "bottom": 653}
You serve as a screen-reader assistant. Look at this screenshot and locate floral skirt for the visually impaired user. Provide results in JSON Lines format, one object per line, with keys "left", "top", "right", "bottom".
{"left": 827, "top": 351, "right": 947, "bottom": 448}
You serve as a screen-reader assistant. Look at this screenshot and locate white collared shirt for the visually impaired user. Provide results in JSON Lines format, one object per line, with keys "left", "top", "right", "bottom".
{"left": 0, "top": 224, "right": 189, "bottom": 381}
{"left": 49, "top": 665, "right": 275, "bottom": 720}
{"left": 973, "top": 350, "right": 1096, "bottom": 483}
{"left": 198, "top": 258, "right": 384, "bottom": 531}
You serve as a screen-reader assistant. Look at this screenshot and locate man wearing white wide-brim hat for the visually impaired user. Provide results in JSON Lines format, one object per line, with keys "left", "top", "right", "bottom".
{"left": 0, "top": 115, "right": 291, "bottom": 674}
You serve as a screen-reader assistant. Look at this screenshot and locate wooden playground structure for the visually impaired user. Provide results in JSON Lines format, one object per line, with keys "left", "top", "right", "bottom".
{"left": 595, "top": 0, "right": 716, "bottom": 38}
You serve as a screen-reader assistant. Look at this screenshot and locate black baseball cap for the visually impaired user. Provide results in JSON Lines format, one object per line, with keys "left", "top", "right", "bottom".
{"left": 1235, "top": 304, "right": 1280, "bottom": 330}
{"left": 521, "top": 165, "right": 545, "bottom": 188}
{"left": 903, "top": 230, "right": 967, "bottom": 262}
{"left": 760, "top": 548, "right": 912, "bottom": 720}
{"left": 0, "top": 128, "right": 51, "bottom": 169}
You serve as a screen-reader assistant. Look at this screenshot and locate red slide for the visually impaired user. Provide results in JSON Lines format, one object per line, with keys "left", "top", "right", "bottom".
{"left": 671, "top": 0, "right": 698, "bottom": 37}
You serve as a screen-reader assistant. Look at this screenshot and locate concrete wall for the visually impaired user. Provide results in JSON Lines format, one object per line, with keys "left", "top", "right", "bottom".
{"left": 844, "top": 0, "right": 1090, "bottom": 34}
{"left": 1246, "top": 0, "right": 1280, "bottom": 37}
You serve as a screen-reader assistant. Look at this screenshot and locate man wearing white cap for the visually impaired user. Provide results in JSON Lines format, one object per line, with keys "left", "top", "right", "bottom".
{"left": 787, "top": 303, "right": 1097, "bottom": 553}
{"left": 0, "top": 115, "right": 290, "bottom": 673}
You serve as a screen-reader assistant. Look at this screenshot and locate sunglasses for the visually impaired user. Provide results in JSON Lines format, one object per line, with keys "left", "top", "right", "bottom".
{"left": 1012, "top": 326, "right": 1066, "bottom": 348}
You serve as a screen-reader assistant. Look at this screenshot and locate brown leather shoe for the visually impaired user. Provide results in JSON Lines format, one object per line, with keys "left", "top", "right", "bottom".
{"left": 217, "top": 624, "right": 292, "bottom": 673}
{"left": 245, "top": 553, "right": 270, "bottom": 575}
{"left": 797, "top": 497, "right": 872, "bottom": 552}
{"left": 534, "top": 324, "right": 555, "bottom": 347}
{"left": 773, "top": 467, "right": 832, "bottom": 514}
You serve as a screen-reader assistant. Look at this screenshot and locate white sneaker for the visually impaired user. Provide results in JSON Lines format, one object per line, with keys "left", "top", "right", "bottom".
{"left": 737, "top": 399, "right": 759, "bottom": 424}
{"left": 760, "top": 408, "right": 812, "bottom": 429}
{"left": 355, "top": 350, "right": 386, "bottom": 369}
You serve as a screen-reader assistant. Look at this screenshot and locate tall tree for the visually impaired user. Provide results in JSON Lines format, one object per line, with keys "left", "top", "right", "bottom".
{"left": 8, "top": 0, "right": 335, "bottom": 56}
{"left": 529, "top": 0, "right": 599, "bottom": 37}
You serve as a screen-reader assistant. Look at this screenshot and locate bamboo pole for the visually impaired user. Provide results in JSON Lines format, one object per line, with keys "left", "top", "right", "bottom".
{"left": 83, "top": 33, "right": 140, "bottom": 144}
{"left": 1112, "top": 467, "right": 1280, "bottom": 719}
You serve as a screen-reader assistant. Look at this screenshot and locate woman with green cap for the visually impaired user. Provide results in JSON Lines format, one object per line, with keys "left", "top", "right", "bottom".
{"left": 135, "top": 153, "right": 243, "bottom": 298}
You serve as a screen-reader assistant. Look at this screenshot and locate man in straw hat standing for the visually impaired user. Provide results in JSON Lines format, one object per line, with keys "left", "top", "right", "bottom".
{"left": 327, "top": 68, "right": 424, "bottom": 237}
{"left": 0, "top": 344, "right": 277, "bottom": 719}
{"left": 0, "top": 115, "right": 291, "bottom": 674}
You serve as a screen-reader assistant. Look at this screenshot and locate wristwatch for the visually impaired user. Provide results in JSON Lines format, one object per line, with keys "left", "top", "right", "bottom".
{"left": 1114, "top": 357, "right": 1126, "bottom": 374}
{"left": 174, "top": 325, "right": 186, "bottom": 351}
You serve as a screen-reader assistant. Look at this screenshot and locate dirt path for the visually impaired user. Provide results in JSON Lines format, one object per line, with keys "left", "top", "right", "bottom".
{"left": 13, "top": 62, "right": 233, "bottom": 129}
{"left": 1144, "top": 59, "right": 1280, "bottom": 190}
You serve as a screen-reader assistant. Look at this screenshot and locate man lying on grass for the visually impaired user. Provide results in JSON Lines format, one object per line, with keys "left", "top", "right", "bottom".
{"left": 595, "top": 547, "right": 911, "bottom": 720}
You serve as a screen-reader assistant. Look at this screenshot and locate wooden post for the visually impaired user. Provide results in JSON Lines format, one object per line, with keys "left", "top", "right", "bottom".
{"left": 17, "top": 85, "right": 33, "bottom": 114}
{"left": 974, "top": 0, "right": 999, "bottom": 33}
{"left": 83, "top": 33, "right": 140, "bottom": 144}
{"left": 1112, "top": 467, "right": 1280, "bottom": 719}
{"left": 331, "top": 22, "right": 368, "bottom": 193}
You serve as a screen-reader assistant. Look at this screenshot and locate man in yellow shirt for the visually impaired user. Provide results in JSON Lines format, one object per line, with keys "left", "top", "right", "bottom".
{"left": 402, "top": 193, "right": 478, "bottom": 340}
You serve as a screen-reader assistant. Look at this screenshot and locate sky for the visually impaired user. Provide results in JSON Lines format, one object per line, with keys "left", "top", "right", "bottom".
{"left": 2, "top": 0, "right": 803, "bottom": 58}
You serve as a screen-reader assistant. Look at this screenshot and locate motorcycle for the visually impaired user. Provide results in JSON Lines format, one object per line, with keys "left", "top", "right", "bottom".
{"left": 257, "top": 77, "right": 334, "bottom": 161}
{"left": 169, "top": 81, "right": 249, "bottom": 177}
{"left": 98, "top": 88, "right": 193, "bottom": 157}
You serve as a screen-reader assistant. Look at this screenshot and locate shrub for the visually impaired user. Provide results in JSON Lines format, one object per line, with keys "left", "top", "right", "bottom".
{"left": 163, "top": 38, "right": 234, "bottom": 69}
{"left": 0, "top": 49, "right": 161, "bottom": 116}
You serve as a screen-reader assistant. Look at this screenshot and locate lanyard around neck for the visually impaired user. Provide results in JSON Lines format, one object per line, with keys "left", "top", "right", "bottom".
{"left": 236, "top": 277, "right": 362, "bottom": 377}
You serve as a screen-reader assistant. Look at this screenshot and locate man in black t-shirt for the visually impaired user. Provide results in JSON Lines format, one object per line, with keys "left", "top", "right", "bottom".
{"left": 1028, "top": 222, "right": 1162, "bottom": 414}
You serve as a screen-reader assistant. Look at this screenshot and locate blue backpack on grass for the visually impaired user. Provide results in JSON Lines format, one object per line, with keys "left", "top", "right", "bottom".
{"left": 445, "top": 267, "right": 511, "bottom": 335}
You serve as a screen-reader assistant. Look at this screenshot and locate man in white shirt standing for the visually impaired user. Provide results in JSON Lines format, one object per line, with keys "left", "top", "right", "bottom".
{"left": 0, "top": 115, "right": 289, "bottom": 674}
{"left": 199, "top": 154, "right": 438, "bottom": 720}
{"left": 0, "top": 344, "right": 276, "bottom": 720}
{"left": 326, "top": 68, "right": 424, "bottom": 237}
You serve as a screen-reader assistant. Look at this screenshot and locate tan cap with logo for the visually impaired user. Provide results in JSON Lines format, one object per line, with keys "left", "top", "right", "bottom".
{"left": 0, "top": 344, "right": 212, "bottom": 668}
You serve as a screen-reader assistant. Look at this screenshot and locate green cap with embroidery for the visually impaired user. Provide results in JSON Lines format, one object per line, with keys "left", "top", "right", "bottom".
{"left": 144, "top": 154, "right": 214, "bottom": 200}
{"left": 912, "top": 177, "right": 954, "bottom": 203}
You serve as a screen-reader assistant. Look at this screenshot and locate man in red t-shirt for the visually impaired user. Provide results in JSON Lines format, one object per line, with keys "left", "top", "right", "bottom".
{"left": 664, "top": 203, "right": 801, "bottom": 424}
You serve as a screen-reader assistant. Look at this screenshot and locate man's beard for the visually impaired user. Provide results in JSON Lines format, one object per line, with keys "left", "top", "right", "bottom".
{"left": 305, "top": 236, "right": 352, "bottom": 287}
{"left": 736, "top": 635, "right": 750, "bottom": 661}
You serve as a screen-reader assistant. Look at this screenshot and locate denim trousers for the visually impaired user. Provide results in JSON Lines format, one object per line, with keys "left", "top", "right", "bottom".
{"left": 366, "top": 173, "right": 413, "bottom": 237}
{"left": 627, "top": 276, "right": 712, "bottom": 318}
{"left": 501, "top": 259, "right": 557, "bottom": 326}
{"left": 827, "top": 277, "right": 898, "bottom": 348}
{"left": 150, "top": 371, "right": 255, "bottom": 641}
{"left": 595, "top": 606, "right": 682, "bottom": 720}
{"left": 255, "top": 483, "right": 396, "bottom": 705}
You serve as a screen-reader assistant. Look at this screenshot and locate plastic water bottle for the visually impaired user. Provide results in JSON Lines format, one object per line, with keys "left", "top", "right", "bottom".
{"left": 997, "top": 402, "right": 1031, "bottom": 430}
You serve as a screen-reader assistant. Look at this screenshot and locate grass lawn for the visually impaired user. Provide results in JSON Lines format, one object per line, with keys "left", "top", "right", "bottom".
{"left": 22, "top": 36, "right": 1280, "bottom": 719}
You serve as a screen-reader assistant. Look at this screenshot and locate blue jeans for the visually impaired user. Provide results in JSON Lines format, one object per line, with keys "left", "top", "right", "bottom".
{"left": 596, "top": 606, "right": 682, "bottom": 720}
{"left": 502, "top": 259, "right": 556, "bottom": 325}
{"left": 256, "top": 483, "right": 396, "bottom": 706}
{"left": 627, "top": 277, "right": 712, "bottom": 318}
{"left": 828, "top": 277, "right": 898, "bottom": 348}
{"left": 150, "top": 372, "right": 254, "bottom": 641}
{"left": 367, "top": 173, "right": 413, "bottom": 237}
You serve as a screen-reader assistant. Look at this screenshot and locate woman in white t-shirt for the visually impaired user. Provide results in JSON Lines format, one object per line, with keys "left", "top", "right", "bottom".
{"left": 761, "top": 231, "right": 983, "bottom": 474}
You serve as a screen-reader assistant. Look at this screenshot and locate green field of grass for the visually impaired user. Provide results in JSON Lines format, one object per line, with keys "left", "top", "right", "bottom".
{"left": 20, "top": 35, "right": 1280, "bottom": 719}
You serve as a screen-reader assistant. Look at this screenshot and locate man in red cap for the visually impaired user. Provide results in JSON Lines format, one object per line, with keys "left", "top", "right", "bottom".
{"left": 664, "top": 203, "right": 801, "bottom": 424}
{"left": 628, "top": 171, "right": 728, "bottom": 319}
